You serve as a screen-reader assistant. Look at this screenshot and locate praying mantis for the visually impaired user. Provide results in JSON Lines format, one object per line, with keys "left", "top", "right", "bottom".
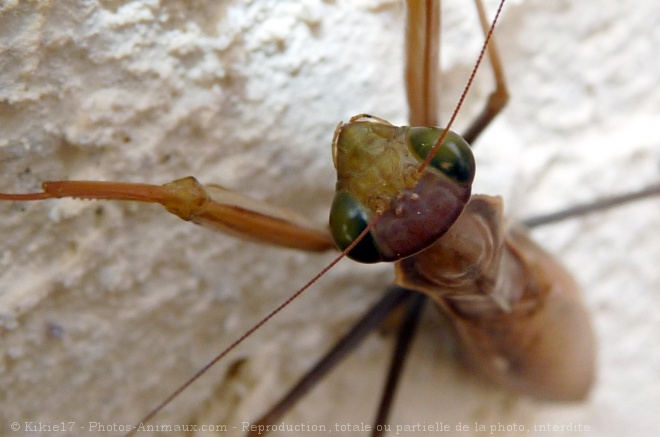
{"left": 0, "top": 0, "right": 659, "bottom": 436}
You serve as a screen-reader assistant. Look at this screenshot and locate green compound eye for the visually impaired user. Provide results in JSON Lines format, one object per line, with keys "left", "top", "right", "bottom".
{"left": 329, "top": 191, "right": 382, "bottom": 263}
{"left": 407, "top": 127, "right": 476, "bottom": 184}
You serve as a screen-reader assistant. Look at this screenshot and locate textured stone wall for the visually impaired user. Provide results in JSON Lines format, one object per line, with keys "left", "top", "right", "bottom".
{"left": 1, "top": 1, "right": 658, "bottom": 436}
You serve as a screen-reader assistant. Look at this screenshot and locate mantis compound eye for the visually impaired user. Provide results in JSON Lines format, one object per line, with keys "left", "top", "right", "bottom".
{"left": 407, "top": 127, "right": 475, "bottom": 185}
{"left": 329, "top": 191, "right": 382, "bottom": 263}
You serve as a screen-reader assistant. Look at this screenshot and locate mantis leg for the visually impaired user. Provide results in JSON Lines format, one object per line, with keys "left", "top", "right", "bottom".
{"left": 0, "top": 177, "right": 335, "bottom": 252}
{"left": 245, "top": 288, "right": 414, "bottom": 437}
{"left": 404, "top": 0, "right": 509, "bottom": 144}
{"left": 522, "top": 183, "right": 660, "bottom": 228}
{"left": 371, "top": 293, "right": 426, "bottom": 437}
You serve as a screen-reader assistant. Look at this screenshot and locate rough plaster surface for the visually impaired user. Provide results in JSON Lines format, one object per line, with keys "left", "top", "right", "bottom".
{"left": 0, "top": 1, "right": 658, "bottom": 436}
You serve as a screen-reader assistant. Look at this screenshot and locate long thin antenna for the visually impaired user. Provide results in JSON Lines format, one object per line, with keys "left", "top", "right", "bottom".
{"left": 418, "top": 0, "right": 506, "bottom": 174}
{"left": 126, "top": 1, "right": 509, "bottom": 433}
{"left": 124, "top": 214, "right": 381, "bottom": 437}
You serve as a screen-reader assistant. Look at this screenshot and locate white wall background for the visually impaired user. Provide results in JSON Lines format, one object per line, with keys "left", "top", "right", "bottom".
{"left": 1, "top": 1, "right": 658, "bottom": 436}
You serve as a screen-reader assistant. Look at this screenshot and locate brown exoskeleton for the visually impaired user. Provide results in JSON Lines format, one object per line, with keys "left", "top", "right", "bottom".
{"left": 0, "top": 1, "right": 658, "bottom": 436}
